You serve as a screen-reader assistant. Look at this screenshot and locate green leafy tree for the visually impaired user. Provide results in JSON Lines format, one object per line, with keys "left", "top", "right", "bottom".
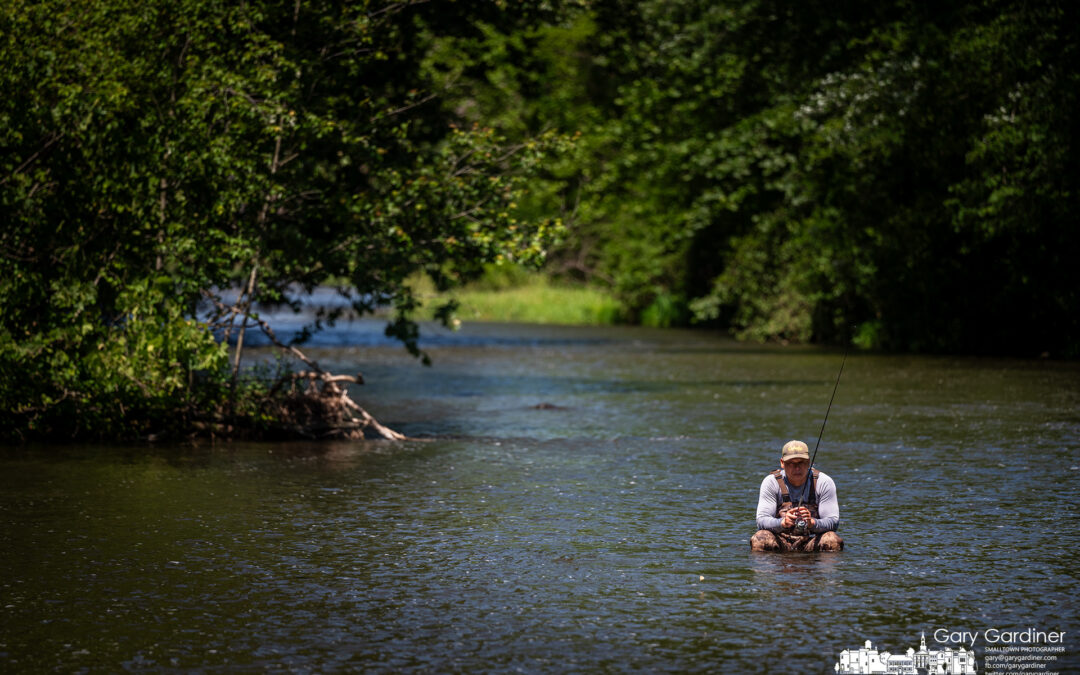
{"left": 474, "top": 0, "right": 1080, "bottom": 353}
{"left": 0, "top": 0, "right": 570, "bottom": 441}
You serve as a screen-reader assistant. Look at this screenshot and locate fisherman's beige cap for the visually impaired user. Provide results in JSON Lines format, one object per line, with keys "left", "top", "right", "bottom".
{"left": 781, "top": 440, "right": 810, "bottom": 461}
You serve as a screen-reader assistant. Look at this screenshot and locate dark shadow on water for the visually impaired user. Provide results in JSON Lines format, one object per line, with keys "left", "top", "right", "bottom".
{"left": 0, "top": 438, "right": 433, "bottom": 473}
{"left": 749, "top": 551, "right": 844, "bottom": 571}
{"left": 649, "top": 344, "right": 843, "bottom": 356}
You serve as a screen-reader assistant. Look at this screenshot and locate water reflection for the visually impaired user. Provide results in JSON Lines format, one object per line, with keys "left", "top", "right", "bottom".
{"left": 748, "top": 551, "right": 843, "bottom": 580}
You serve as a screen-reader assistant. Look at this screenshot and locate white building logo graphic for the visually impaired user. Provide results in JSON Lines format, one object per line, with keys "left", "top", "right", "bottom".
{"left": 835, "top": 632, "right": 977, "bottom": 674}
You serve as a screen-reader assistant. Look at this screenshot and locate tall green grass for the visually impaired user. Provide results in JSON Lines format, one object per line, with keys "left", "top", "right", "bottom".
{"left": 413, "top": 269, "right": 623, "bottom": 325}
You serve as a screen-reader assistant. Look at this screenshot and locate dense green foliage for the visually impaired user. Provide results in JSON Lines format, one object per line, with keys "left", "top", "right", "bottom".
{"left": 2, "top": 0, "right": 1077, "bottom": 440}
{"left": 437, "top": 0, "right": 1079, "bottom": 352}
{"left": 0, "top": 0, "right": 568, "bottom": 440}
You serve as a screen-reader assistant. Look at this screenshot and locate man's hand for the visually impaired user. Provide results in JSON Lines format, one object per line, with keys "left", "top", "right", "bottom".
{"left": 781, "top": 510, "right": 798, "bottom": 529}
{"left": 791, "top": 506, "right": 815, "bottom": 530}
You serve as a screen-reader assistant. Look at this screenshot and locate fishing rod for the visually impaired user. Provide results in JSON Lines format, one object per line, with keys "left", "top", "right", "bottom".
{"left": 810, "top": 344, "right": 848, "bottom": 471}
{"left": 793, "top": 344, "right": 849, "bottom": 532}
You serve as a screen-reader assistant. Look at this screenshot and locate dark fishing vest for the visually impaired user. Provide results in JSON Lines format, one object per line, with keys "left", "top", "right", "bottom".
{"left": 769, "top": 468, "right": 821, "bottom": 521}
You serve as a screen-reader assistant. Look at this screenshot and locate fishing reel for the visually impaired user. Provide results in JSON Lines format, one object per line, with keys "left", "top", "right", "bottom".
{"left": 784, "top": 508, "right": 810, "bottom": 535}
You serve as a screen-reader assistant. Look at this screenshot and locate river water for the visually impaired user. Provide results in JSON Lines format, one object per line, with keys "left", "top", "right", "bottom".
{"left": 3, "top": 321, "right": 1079, "bottom": 672}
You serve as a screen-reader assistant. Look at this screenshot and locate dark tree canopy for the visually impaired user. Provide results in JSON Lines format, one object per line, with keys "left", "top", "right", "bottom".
{"left": 436, "top": 0, "right": 1079, "bottom": 353}
{"left": 2, "top": 0, "right": 1077, "bottom": 441}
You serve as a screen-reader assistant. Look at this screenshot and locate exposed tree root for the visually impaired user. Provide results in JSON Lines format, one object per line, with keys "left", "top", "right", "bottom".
{"left": 268, "top": 372, "right": 405, "bottom": 440}
{"left": 203, "top": 289, "right": 406, "bottom": 441}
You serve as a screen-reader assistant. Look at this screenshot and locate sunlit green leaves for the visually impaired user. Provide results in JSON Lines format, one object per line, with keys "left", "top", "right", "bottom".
{"left": 0, "top": 0, "right": 574, "bottom": 439}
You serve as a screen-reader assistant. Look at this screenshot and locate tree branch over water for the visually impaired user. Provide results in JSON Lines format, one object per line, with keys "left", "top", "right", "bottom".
{"left": 0, "top": 0, "right": 570, "bottom": 442}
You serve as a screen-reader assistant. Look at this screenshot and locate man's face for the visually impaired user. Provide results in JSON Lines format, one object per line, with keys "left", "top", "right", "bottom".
{"left": 782, "top": 458, "right": 809, "bottom": 486}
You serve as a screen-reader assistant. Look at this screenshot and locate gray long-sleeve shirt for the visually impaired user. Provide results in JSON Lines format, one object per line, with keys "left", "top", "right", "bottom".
{"left": 755, "top": 469, "right": 841, "bottom": 534}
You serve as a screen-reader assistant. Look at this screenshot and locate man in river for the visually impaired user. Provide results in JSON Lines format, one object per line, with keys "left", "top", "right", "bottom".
{"left": 751, "top": 440, "right": 844, "bottom": 552}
